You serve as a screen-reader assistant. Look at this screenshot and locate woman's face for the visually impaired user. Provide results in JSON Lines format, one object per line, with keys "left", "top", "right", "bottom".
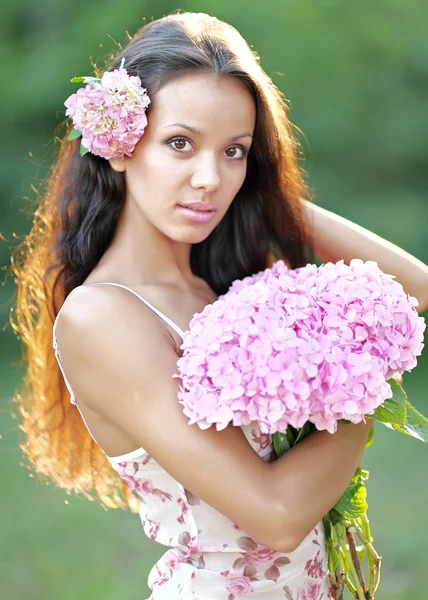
{"left": 109, "top": 71, "right": 256, "bottom": 244}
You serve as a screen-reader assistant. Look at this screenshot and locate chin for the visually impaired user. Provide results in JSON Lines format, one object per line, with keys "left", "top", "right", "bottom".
{"left": 180, "top": 231, "right": 213, "bottom": 245}
{"left": 169, "top": 224, "right": 217, "bottom": 245}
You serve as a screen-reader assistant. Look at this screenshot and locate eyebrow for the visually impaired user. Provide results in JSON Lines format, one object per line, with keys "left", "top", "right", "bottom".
{"left": 163, "top": 122, "right": 253, "bottom": 141}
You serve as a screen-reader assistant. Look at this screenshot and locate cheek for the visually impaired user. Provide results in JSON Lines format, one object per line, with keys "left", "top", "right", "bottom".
{"left": 225, "top": 166, "right": 247, "bottom": 197}
{"left": 126, "top": 150, "right": 176, "bottom": 191}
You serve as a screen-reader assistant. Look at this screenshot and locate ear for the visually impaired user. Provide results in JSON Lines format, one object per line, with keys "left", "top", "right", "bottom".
{"left": 108, "top": 157, "right": 126, "bottom": 172}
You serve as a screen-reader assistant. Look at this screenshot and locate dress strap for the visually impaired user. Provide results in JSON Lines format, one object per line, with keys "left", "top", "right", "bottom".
{"left": 52, "top": 282, "right": 185, "bottom": 347}
{"left": 52, "top": 282, "right": 185, "bottom": 406}
{"left": 87, "top": 282, "right": 185, "bottom": 339}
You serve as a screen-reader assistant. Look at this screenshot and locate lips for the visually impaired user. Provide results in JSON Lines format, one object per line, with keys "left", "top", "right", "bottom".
{"left": 178, "top": 202, "right": 216, "bottom": 212}
{"left": 176, "top": 203, "right": 217, "bottom": 223}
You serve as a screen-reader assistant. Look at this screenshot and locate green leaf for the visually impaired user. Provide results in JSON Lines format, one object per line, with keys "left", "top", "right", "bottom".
{"left": 294, "top": 422, "right": 313, "bottom": 444}
{"left": 371, "top": 380, "right": 428, "bottom": 441}
{"left": 67, "top": 129, "right": 81, "bottom": 141}
{"left": 70, "top": 75, "right": 101, "bottom": 84}
{"left": 365, "top": 426, "right": 375, "bottom": 449}
{"left": 332, "top": 467, "right": 369, "bottom": 520}
{"left": 334, "top": 482, "right": 368, "bottom": 520}
{"left": 273, "top": 424, "right": 314, "bottom": 458}
{"left": 272, "top": 432, "right": 291, "bottom": 457}
{"left": 327, "top": 508, "right": 343, "bottom": 526}
{"left": 82, "top": 76, "right": 101, "bottom": 84}
{"left": 371, "top": 378, "right": 407, "bottom": 428}
{"left": 330, "top": 546, "right": 340, "bottom": 574}
{"left": 359, "top": 469, "right": 370, "bottom": 481}
{"left": 323, "top": 515, "right": 332, "bottom": 538}
{"left": 323, "top": 521, "right": 340, "bottom": 573}
{"left": 403, "top": 400, "right": 428, "bottom": 442}
{"left": 79, "top": 144, "right": 89, "bottom": 156}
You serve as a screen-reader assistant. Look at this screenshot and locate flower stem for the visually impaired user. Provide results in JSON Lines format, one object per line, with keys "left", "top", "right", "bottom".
{"left": 327, "top": 537, "right": 344, "bottom": 600}
{"left": 346, "top": 526, "right": 371, "bottom": 599}
{"left": 339, "top": 544, "right": 360, "bottom": 598}
{"left": 352, "top": 522, "right": 382, "bottom": 596}
{"left": 328, "top": 524, "right": 346, "bottom": 599}
{"left": 331, "top": 522, "right": 361, "bottom": 599}
{"left": 335, "top": 522, "right": 367, "bottom": 600}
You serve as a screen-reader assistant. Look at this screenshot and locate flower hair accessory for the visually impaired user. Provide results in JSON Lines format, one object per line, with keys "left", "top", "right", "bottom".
{"left": 64, "top": 57, "right": 151, "bottom": 160}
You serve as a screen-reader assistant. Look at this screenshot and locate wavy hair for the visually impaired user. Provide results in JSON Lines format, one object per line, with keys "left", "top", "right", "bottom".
{"left": 11, "top": 12, "right": 315, "bottom": 509}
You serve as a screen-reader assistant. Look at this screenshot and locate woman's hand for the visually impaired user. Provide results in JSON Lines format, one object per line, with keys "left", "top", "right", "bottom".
{"left": 302, "top": 199, "right": 428, "bottom": 313}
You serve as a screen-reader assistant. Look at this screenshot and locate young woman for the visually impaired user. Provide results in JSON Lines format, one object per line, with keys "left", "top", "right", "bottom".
{"left": 12, "top": 12, "right": 428, "bottom": 599}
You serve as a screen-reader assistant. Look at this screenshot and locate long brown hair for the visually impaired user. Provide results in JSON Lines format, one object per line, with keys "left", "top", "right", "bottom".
{"left": 11, "top": 12, "right": 315, "bottom": 510}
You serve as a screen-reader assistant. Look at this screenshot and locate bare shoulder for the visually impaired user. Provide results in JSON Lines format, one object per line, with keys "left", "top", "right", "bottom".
{"left": 56, "top": 283, "right": 170, "bottom": 345}
{"left": 54, "top": 282, "right": 178, "bottom": 418}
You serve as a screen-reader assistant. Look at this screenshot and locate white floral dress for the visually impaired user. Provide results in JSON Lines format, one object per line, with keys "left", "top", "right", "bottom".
{"left": 53, "top": 283, "right": 331, "bottom": 600}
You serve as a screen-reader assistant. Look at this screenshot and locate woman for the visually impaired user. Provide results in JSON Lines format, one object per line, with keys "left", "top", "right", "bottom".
{"left": 12, "top": 12, "right": 428, "bottom": 599}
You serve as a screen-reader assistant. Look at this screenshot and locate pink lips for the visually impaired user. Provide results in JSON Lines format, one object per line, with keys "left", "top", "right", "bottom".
{"left": 177, "top": 202, "right": 217, "bottom": 223}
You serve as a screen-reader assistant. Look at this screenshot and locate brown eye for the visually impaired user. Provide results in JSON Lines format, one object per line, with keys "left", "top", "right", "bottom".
{"left": 224, "top": 146, "right": 246, "bottom": 160}
{"left": 173, "top": 139, "right": 187, "bottom": 150}
{"left": 168, "top": 137, "right": 192, "bottom": 153}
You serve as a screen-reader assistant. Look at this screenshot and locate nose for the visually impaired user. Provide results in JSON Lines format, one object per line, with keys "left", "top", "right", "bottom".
{"left": 190, "top": 154, "right": 220, "bottom": 193}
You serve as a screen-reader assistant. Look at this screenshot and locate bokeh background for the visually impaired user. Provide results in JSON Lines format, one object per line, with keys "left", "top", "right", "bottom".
{"left": 1, "top": 1, "right": 427, "bottom": 598}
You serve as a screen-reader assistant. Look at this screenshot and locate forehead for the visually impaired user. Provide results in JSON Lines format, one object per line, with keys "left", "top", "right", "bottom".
{"left": 151, "top": 71, "right": 256, "bottom": 133}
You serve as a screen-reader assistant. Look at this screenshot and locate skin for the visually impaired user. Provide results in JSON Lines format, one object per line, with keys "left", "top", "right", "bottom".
{"left": 55, "top": 71, "right": 372, "bottom": 553}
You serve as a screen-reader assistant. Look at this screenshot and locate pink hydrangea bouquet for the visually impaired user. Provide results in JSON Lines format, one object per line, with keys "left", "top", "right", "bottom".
{"left": 176, "top": 259, "right": 428, "bottom": 600}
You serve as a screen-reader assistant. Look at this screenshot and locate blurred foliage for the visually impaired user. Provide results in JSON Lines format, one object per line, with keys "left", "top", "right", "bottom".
{"left": 1, "top": 0, "right": 427, "bottom": 598}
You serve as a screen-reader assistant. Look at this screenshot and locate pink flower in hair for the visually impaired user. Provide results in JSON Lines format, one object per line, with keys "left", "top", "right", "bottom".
{"left": 64, "top": 58, "right": 150, "bottom": 160}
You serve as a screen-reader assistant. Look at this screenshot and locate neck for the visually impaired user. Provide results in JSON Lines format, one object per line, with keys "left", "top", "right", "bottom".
{"left": 94, "top": 198, "right": 195, "bottom": 287}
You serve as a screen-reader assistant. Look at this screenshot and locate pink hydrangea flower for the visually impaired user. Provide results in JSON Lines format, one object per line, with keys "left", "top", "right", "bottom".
{"left": 176, "top": 260, "right": 425, "bottom": 435}
{"left": 64, "top": 63, "right": 150, "bottom": 160}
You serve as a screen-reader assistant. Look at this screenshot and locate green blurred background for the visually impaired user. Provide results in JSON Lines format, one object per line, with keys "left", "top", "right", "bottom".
{"left": 1, "top": 0, "right": 427, "bottom": 598}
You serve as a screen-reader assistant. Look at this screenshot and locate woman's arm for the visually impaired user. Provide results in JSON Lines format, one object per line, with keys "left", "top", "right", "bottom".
{"left": 269, "top": 419, "right": 372, "bottom": 546}
{"left": 302, "top": 199, "right": 428, "bottom": 313}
